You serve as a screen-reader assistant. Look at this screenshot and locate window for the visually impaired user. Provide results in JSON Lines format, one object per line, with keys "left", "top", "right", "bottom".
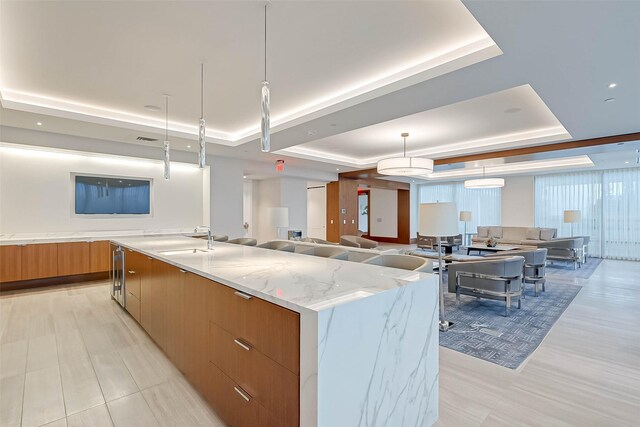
{"left": 418, "top": 182, "right": 501, "bottom": 235}
{"left": 74, "top": 175, "right": 151, "bottom": 215}
{"left": 534, "top": 168, "right": 640, "bottom": 261}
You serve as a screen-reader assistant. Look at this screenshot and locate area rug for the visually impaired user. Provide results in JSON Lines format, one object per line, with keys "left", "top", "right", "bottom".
{"left": 545, "top": 257, "right": 602, "bottom": 279}
{"left": 439, "top": 280, "right": 582, "bottom": 369}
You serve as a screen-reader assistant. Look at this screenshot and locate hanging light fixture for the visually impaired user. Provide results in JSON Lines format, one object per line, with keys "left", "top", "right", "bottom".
{"left": 260, "top": 3, "right": 270, "bottom": 153}
{"left": 377, "top": 133, "right": 433, "bottom": 176}
{"left": 163, "top": 94, "right": 171, "bottom": 180}
{"left": 198, "top": 63, "right": 206, "bottom": 168}
{"left": 464, "top": 166, "right": 504, "bottom": 188}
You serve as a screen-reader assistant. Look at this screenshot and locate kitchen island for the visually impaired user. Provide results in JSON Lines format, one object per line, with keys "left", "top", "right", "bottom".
{"left": 111, "top": 236, "right": 439, "bottom": 427}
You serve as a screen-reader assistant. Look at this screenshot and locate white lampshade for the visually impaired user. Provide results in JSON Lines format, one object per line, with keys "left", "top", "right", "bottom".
{"left": 464, "top": 178, "right": 505, "bottom": 189}
{"left": 459, "top": 211, "right": 472, "bottom": 222}
{"left": 419, "top": 202, "right": 458, "bottom": 237}
{"left": 377, "top": 157, "right": 434, "bottom": 176}
{"left": 564, "top": 210, "right": 581, "bottom": 223}
{"left": 268, "top": 207, "right": 289, "bottom": 228}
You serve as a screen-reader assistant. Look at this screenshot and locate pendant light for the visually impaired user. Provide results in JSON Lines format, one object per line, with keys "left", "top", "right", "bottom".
{"left": 198, "top": 63, "right": 206, "bottom": 168}
{"left": 464, "top": 166, "right": 504, "bottom": 189}
{"left": 163, "top": 94, "right": 171, "bottom": 180}
{"left": 260, "top": 3, "right": 270, "bottom": 153}
{"left": 377, "top": 133, "right": 433, "bottom": 176}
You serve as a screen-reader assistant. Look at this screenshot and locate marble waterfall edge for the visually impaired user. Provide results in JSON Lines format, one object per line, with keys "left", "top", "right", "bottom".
{"left": 316, "top": 282, "right": 439, "bottom": 426}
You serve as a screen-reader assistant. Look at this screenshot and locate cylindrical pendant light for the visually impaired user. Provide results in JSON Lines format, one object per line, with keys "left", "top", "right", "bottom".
{"left": 464, "top": 166, "right": 504, "bottom": 189}
{"left": 260, "top": 4, "right": 270, "bottom": 153}
{"left": 164, "top": 94, "right": 171, "bottom": 180}
{"left": 377, "top": 133, "right": 434, "bottom": 176}
{"left": 198, "top": 63, "right": 206, "bottom": 168}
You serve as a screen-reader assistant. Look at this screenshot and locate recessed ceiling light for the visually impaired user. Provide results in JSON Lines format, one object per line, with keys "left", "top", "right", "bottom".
{"left": 504, "top": 107, "right": 522, "bottom": 114}
{"left": 608, "top": 83, "right": 617, "bottom": 88}
{"left": 243, "top": 175, "right": 247, "bottom": 179}
{"left": 336, "top": 168, "right": 340, "bottom": 171}
{"left": 330, "top": 123, "right": 337, "bottom": 127}
{"left": 604, "top": 98, "right": 616, "bottom": 102}
{"left": 617, "top": 142, "right": 625, "bottom": 146}
{"left": 307, "top": 130, "right": 316, "bottom": 136}
{"left": 187, "top": 145, "right": 191, "bottom": 148}
{"left": 625, "top": 161, "right": 630, "bottom": 164}
{"left": 36, "top": 122, "right": 42, "bottom": 126}
{"left": 144, "top": 105, "right": 161, "bottom": 112}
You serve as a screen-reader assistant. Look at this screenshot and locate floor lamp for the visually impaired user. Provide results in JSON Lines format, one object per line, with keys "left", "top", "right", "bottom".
{"left": 268, "top": 207, "right": 289, "bottom": 239}
{"left": 564, "top": 210, "right": 581, "bottom": 237}
{"left": 420, "top": 202, "right": 459, "bottom": 332}
{"left": 459, "top": 211, "right": 472, "bottom": 246}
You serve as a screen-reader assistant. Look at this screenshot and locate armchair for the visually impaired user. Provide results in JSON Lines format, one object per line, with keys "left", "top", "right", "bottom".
{"left": 448, "top": 256, "right": 525, "bottom": 317}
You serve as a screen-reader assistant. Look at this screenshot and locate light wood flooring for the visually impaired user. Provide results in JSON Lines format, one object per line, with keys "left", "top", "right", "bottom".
{"left": 1, "top": 259, "right": 638, "bottom": 426}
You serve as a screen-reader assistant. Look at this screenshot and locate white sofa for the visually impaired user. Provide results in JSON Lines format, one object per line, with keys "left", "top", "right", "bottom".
{"left": 472, "top": 226, "right": 557, "bottom": 246}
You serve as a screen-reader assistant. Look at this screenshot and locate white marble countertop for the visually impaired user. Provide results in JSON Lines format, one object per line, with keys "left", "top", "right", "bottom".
{"left": 112, "top": 235, "right": 435, "bottom": 314}
{"left": 0, "top": 229, "right": 206, "bottom": 245}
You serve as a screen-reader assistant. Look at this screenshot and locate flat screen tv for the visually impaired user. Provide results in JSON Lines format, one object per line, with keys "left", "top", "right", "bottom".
{"left": 74, "top": 175, "right": 151, "bottom": 215}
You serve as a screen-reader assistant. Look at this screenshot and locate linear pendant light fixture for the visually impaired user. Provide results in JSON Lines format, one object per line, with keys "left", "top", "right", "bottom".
{"left": 260, "top": 3, "right": 270, "bottom": 153}
{"left": 163, "top": 94, "right": 170, "bottom": 180}
{"left": 464, "top": 166, "right": 504, "bottom": 188}
{"left": 377, "top": 132, "right": 433, "bottom": 176}
{"left": 198, "top": 63, "right": 206, "bottom": 168}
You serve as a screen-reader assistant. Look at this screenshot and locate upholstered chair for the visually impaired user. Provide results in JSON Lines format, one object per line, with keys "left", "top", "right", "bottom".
{"left": 340, "top": 235, "right": 379, "bottom": 249}
{"left": 227, "top": 237, "right": 258, "bottom": 246}
{"left": 363, "top": 254, "right": 430, "bottom": 272}
{"left": 212, "top": 235, "right": 228, "bottom": 242}
{"left": 256, "top": 241, "right": 296, "bottom": 252}
{"left": 299, "top": 246, "right": 349, "bottom": 260}
{"left": 538, "top": 238, "right": 584, "bottom": 269}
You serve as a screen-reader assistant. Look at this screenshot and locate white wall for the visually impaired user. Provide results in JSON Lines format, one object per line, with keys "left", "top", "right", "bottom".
{"left": 307, "top": 185, "right": 326, "bottom": 240}
{"left": 0, "top": 143, "right": 207, "bottom": 234}
{"left": 254, "top": 177, "right": 308, "bottom": 243}
{"left": 501, "top": 176, "right": 535, "bottom": 227}
{"left": 370, "top": 188, "right": 398, "bottom": 238}
{"left": 210, "top": 156, "right": 245, "bottom": 238}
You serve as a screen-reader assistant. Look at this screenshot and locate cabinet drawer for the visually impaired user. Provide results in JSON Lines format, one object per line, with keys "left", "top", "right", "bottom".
{"left": 209, "top": 283, "right": 300, "bottom": 374}
{"left": 209, "top": 322, "right": 298, "bottom": 426}
{"left": 206, "top": 362, "right": 275, "bottom": 427}
{"left": 125, "top": 269, "right": 141, "bottom": 298}
{"left": 125, "top": 292, "right": 141, "bottom": 323}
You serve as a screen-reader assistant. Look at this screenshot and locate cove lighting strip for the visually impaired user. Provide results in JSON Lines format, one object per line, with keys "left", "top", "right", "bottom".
{"left": 424, "top": 156, "right": 594, "bottom": 180}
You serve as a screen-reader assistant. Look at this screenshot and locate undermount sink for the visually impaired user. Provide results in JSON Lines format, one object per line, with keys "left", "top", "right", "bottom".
{"left": 158, "top": 248, "right": 212, "bottom": 256}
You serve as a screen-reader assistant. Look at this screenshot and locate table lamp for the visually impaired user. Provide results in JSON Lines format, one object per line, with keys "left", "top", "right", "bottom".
{"left": 563, "top": 210, "right": 581, "bottom": 237}
{"left": 420, "top": 202, "right": 458, "bottom": 332}
{"left": 459, "top": 211, "right": 472, "bottom": 246}
{"left": 268, "top": 207, "right": 289, "bottom": 239}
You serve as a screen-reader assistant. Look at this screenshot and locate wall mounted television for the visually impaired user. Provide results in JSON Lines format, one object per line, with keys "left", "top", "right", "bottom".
{"left": 74, "top": 175, "right": 152, "bottom": 215}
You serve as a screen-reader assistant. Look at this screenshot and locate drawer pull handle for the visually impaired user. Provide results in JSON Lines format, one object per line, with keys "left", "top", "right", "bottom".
{"left": 128, "top": 270, "right": 136, "bottom": 275}
{"left": 234, "top": 386, "right": 251, "bottom": 402}
{"left": 233, "top": 339, "right": 251, "bottom": 351}
{"left": 147, "top": 257, "right": 153, "bottom": 260}
{"left": 179, "top": 269, "right": 187, "bottom": 273}
{"left": 233, "top": 291, "right": 252, "bottom": 300}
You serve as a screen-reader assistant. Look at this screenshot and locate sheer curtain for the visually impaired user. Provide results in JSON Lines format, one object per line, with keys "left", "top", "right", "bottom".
{"left": 419, "top": 182, "right": 501, "bottom": 235}
{"left": 534, "top": 168, "right": 640, "bottom": 261}
{"left": 602, "top": 168, "right": 640, "bottom": 260}
{"left": 534, "top": 171, "right": 603, "bottom": 256}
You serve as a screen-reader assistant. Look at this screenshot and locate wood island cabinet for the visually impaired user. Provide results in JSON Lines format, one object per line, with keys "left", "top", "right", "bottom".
{"left": 123, "top": 249, "right": 300, "bottom": 427}
{"left": 89, "top": 240, "right": 111, "bottom": 273}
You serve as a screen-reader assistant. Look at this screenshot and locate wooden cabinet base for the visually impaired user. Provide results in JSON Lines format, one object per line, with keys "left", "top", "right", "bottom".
{"left": 0, "top": 272, "right": 109, "bottom": 292}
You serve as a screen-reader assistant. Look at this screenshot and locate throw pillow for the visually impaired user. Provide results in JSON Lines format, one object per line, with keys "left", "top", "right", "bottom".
{"left": 526, "top": 228, "right": 540, "bottom": 240}
{"left": 489, "top": 227, "right": 503, "bottom": 238}
{"left": 477, "top": 226, "right": 489, "bottom": 238}
{"left": 540, "top": 229, "right": 555, "bottom": 240}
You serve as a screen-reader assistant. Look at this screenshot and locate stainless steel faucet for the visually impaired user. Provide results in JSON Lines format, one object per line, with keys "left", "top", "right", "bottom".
{"left": 194, "top": 226, "right": 213, "bottom": 250}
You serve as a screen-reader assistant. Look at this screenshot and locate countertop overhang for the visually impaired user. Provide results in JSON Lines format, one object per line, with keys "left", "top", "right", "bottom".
{"left": 112, "top": 235, "right": 436, "bottom": 314}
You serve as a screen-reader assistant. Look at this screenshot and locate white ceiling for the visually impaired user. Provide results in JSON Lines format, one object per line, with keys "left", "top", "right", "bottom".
{"left": 282, "top": 84, "right": 569, "bottom": 166}
{"left": 0, "top": 0, "right": 497, "bottom": 143}
{"left": 1, "top": 0, "right": 639, "bottom": 177}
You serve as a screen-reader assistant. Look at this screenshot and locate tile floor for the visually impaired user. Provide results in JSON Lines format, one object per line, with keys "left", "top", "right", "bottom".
{"left": 1, "top": 259, "right": 639, "bottom": 426}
